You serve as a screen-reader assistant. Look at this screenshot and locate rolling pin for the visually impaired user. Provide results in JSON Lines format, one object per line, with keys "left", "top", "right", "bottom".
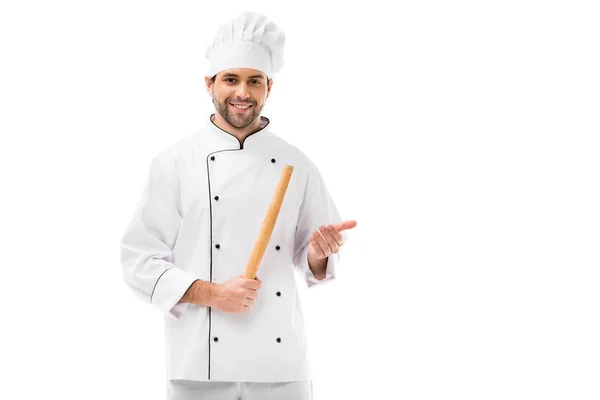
{"left": 243, "top": 164, "right": 294, "bottom": 279}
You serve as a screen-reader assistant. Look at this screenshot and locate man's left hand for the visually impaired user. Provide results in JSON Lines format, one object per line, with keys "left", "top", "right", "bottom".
{"left": 308, "top": 220, "right": 357, "bottom": 260}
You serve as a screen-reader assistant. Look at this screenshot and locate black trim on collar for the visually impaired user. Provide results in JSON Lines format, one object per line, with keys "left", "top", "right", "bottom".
{"left": 209, "top": 113, "right": 270, "bottom": 150}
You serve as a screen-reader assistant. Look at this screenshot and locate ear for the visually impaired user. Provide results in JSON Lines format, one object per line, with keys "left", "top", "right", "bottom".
{"left": 205, "top": 76, "right": 213, "bottom": 95}
{"left": 266, "top": 78, "right": 273, "bottom": 98}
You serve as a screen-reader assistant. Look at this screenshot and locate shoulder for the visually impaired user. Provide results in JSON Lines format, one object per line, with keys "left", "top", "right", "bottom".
{"left": 150, "top": 132, "right": 199, "bottom": 175}
{"left": 157, "top": 132, "right": 198, "bottom": 160}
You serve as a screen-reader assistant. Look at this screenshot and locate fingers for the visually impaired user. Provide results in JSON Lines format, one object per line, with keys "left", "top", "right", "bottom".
{"left": 319, "top": 226, "right": 340, "bottom": 254}
{"left": 239, "top": 276, "right": 261, "bottom": 290}
{"left": 242, "top": 288, "right": 258, "bottom": 311}
{"left": 310, "top": 232, "right": 325, "bottom": 258}
{"left": 247, "top": 278, "right": 261, "bottom": 291}
{"left": 311, "top": 228, "right": 331, "bottom": 258}
{"left": 326, "top": 224, "right": 344, "bottom": 247}
{"left": 244, "top": 277, "right": 260, "bottom": 304}
{"left": 312, "top": 225, "right": 342, "bottom": 258}
{"left": 223, "top": 275, "right": 263, "bottom": 313}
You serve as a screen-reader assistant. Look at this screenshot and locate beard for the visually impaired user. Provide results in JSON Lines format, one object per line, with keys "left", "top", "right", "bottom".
{"left": 212, "top": 91, "right": 261, "bottom": 129}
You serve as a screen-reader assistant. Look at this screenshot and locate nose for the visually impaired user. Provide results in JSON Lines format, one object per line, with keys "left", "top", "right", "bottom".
{"left": 234, "top": 82, "right": 251, "bottom": 100}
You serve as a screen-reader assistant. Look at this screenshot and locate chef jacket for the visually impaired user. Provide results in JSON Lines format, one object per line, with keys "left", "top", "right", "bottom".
{"left": 120, "top": 113, "right": 348, "bottom": 382}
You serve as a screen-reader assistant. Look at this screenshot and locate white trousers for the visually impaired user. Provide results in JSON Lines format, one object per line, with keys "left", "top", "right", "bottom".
{"left": 167, "top": 379, "right": 313, "bottom": 400}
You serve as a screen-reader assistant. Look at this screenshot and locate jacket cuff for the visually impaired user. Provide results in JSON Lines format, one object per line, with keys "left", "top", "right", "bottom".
{"left": 150, "top": 266, "right": 199, "bottom": 320}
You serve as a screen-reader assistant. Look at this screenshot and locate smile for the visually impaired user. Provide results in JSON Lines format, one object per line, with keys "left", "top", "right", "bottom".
{"left": 230, "top": 103, "right": 253, "bottom": 113}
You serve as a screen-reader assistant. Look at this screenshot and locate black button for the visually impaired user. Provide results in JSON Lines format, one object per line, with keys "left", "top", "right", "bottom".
{"left": 276, "top": 292, "right": 281, "bottom": 296}
{"left": 215, "top": 244, "right": 220, "bottom": 249}
{"left": 214, "top": 196, "right": 219, "bottom": 201}
{"left": 271, "top": 158, "right": 276, "bottom": 163}
{"left": 276, "top": 337, "right": 281, "bottom": 343}
{"left": 275, "top": 245, "right": 280, "bottom": 250}
{"left": 214, "top": 337, "right": 218, "bottom": 342}
{"left": 210, "top": 156, "right": 215, "bottom": 161}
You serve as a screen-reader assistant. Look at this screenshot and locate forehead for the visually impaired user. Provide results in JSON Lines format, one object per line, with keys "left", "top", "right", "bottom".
{"left": 217, "top": 68, "right": 267, "bottom": 80}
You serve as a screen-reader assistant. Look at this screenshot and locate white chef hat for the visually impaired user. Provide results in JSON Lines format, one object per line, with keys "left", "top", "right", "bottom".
{"left": 204, "top": 11, "right": 285, "bottom": 79}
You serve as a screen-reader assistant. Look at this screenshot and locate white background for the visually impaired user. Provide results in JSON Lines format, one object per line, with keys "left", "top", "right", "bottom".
{"left": 1, "top": 1, "right": 599, "bottom": 399}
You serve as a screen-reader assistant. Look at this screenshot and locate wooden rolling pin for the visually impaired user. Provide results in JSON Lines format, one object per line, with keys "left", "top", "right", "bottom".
{"left": 244, "top": 164, "right": 294, "bottom": 279}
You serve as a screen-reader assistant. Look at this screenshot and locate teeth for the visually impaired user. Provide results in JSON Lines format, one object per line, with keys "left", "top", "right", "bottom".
{"left": 232, "top": 104, "right": 251, "bottom": 109}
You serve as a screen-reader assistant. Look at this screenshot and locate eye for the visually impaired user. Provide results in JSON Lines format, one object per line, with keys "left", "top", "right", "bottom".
{"left": 251, "top": 80, "right": 261, "bottom": 85}
{"left": 225, "top": 78, "right": 237, "bottom": 83}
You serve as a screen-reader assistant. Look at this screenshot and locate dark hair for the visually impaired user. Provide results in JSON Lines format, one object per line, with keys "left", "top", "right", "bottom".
{"left": 211, "top": 75, "right": 271, "bottom": 86}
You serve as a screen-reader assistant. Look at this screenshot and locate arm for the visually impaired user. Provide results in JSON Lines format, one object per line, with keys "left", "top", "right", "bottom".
{"left": 120, "top": 154, "right": 199, "bottom": 320}
{"left": 307, "top": 253, "right": 328, "bottom": 281}
{"left": 179, "top": 279, "right": 218, "bottom": 306}
{"left": 307, "top": 220, "right": 356, "bottom": 280}
{"left": 293, "top": 161, "right": 347, "bottom": 288}
{"left": 181, "top": 277, "right": 263, "bottom": 313}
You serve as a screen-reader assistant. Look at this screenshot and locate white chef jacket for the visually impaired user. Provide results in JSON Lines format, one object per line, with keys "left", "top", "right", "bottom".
{"left": 120, "top": 113, "right": 347, "bottom": 382}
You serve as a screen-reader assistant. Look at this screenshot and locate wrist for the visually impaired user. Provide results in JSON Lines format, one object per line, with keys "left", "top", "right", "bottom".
{"left": 184, "top": 280, "right": 219, "bottom": 307}
{"left": 205, "top": 282, "right": 220, "bottom": 308}
{"left": 308, "top": 253, "right": 328, "bottom": 280}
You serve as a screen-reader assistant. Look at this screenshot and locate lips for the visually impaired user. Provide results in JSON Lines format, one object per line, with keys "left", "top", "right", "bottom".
{"left": 230, "top": 103, "right": 253, "bottom": 113}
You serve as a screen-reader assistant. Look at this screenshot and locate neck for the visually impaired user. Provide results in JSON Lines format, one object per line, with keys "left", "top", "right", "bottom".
{"left": 211, "top": 113, "right": 262, "bottom": 144}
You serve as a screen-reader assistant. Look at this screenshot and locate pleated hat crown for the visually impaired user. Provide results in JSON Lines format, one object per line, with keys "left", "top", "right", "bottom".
{"left": 204, "top": 11, "right": 285, "bottom": 79}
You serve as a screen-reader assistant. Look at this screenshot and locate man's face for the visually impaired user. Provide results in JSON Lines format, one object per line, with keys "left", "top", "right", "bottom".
{"left": 206, "top": 68, "right": 272, "bottom": 129}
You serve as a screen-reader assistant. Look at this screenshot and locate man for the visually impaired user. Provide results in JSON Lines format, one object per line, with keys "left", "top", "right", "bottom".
{"left": 120, "top": 11, "right": 357, "bottom": 400}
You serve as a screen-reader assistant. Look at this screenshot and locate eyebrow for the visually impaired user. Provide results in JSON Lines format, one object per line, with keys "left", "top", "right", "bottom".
{"left": 221, "top": 73, "right": 266, "bottom": 79}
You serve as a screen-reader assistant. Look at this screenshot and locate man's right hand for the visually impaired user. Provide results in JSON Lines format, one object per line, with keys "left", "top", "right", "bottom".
{"left": 210, "top": 275, "right": 262, "bottom": 313}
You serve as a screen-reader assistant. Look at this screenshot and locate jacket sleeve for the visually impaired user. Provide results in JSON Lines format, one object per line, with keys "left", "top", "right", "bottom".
{"left": 292, "top": 161, "right": 348, "bottom": 288}
{"left": 120, "top": 154, "right": 198, "bottom": 320}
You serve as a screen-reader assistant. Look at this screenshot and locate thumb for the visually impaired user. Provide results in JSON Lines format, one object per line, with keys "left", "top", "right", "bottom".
{"left": 333, "top": 220, "right": 358, "bottom": 232}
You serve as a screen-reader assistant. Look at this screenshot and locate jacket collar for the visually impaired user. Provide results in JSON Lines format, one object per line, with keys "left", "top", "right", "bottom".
{"left": 205, "top": 113, "right": 271, "bottom": 149}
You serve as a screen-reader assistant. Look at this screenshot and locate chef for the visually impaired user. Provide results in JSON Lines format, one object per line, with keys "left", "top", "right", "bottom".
{"left": 120, "top": 11, "right": 357, "bottom": 400}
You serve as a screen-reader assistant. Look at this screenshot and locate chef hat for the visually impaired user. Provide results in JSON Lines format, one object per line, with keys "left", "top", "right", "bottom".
{"left": 204, "top": 11, "right": 285, "bottom": 79}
